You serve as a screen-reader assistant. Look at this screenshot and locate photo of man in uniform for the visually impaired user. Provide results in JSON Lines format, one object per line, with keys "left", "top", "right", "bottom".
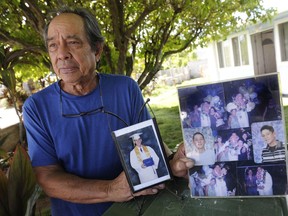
{"left": 129, "top": 133, "right": 160, "bottom": 184}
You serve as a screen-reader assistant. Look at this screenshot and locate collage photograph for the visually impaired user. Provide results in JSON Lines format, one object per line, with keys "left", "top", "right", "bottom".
{"left": 178, "top": 74, "right": 288, "bottom": 197}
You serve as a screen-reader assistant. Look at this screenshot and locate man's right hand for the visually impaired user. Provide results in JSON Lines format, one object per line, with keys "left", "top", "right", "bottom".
{"left": 108, "top": 172, "right": 165, "bottom": 202}
{"left": 107, "top": 172, "right": 134, "bottom": 202}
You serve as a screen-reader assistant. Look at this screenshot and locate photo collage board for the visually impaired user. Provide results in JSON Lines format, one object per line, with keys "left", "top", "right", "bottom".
{"left": 177, "top": 73, "right": 288, "bottom": 197}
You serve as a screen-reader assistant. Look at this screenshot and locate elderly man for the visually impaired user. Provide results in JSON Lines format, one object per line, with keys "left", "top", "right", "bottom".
{"left": 23, "top": 7, "right": 194, "bottom": 216}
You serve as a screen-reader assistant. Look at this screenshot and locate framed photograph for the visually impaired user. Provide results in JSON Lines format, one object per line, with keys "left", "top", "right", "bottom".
{"left": 251, "top": 120, "right": 286, "bottom": 164}
{"left": 112, "top": 118, "right": 172, "bottom": 193}
{"left": 178, "top": 73, "right": 288, "bottom": 197}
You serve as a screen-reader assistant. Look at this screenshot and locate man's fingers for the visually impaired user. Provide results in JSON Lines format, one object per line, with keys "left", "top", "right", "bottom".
{"left": 179, "top": 157, "right": 195, "bottom": 169}
{"left": 170, "top": 157, "right": 194, "bottom": 178}
{"left": 133, "top": 183, "right": 165, "bottom": 197}
{"left": 175, "top": 157, "right": 194, "bottom": 169}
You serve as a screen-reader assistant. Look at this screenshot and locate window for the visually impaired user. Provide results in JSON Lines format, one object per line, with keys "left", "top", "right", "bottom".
{"left": 232, "top": 35, "right": 249, "bottom": 66}
{"left": 279, "top": 22, "right": 288, "bottom": 61}
{"left": 232, "top": 37, "right": 240, "bottom": 66}
{"left": 222, "top": 40, "right": 232, "bottom": 67}
{"left": 217, "top": 42, "right": 224, "bottom": 68}
{"left": 218, "top": 35, "right": 248, "bottom": 68}
{"left": 217, "top": 40, "right": 232, "bottom": 68}
{"left": 239, "top": 35, "right": 249, "bottom": 65}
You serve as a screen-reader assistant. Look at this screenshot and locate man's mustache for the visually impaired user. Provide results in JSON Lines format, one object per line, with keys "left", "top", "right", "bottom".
{"left": 57, "top": 61, "right": 78, "bottom": 68}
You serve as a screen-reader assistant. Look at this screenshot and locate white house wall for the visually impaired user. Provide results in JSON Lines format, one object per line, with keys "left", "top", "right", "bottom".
{"left": 274, "top": 13, "right": 288, "bottom": 96}
{"left": 206, "top": 11, "right": 288, "bottom": 95}
{"left": 208, "top": 30, "right": 255, "bottom": 82}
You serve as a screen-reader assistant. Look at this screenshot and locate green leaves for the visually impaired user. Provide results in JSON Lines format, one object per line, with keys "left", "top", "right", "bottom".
{"left": 0, "top": 170, "right": 9, "bottom": 216}
{"left": 0, "top": 145, "right": 36, "bottom": 216}
{"left": 0, "top": 0, "right": 277, "bottom": 90}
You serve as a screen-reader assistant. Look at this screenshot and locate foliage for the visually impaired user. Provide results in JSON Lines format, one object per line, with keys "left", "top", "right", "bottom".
{"left": 0, "top": 44, "right": 39, "bottom": 146}
{"left": 0, "top": 45, "right": 39, "bottom": 110}
{"left": 0, "top": 145, "right": 37, "bottom": 216}
{"left": 0, "top": 43, "right": 40, "bottom": 215}
{"left": 0, "top": 0, "right": 277, "bottom": 89}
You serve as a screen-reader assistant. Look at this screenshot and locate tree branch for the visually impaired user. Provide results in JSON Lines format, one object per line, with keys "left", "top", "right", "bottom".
{"left": 19, "top": 0, "right": 46, "bottom": 35}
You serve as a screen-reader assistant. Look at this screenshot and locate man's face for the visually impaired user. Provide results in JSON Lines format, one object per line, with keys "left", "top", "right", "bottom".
{"left": 47, "top": 13, "right": 99, "bottom": 84}
{"left": 134, "top": 138, "right": 142, "bottom": 147}
{"left": 235, "top": 93, "right": 244, "bottom": 103}
{"left": 193, "top": 134, "right": 205, "bottom": 150}
{"left": 230, "top": 133, "right": 239, "bottom": 143}
{"left": 261, "top": 129, "right": 276, "bottom": 146}
{"left": 213, "top": 165, "right": 221, "bottom": 176}
{"left": 202, "top": 102, "right": 210, "bottom": 113}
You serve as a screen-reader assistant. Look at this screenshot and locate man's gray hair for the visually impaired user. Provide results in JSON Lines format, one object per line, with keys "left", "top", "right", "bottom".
{"left": 43, "top": 7, "right": 104, "bottom": 53}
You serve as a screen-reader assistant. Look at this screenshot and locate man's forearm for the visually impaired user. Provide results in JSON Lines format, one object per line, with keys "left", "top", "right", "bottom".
{"left": 34, "top": 165, "right": 114, "bottom": 204}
